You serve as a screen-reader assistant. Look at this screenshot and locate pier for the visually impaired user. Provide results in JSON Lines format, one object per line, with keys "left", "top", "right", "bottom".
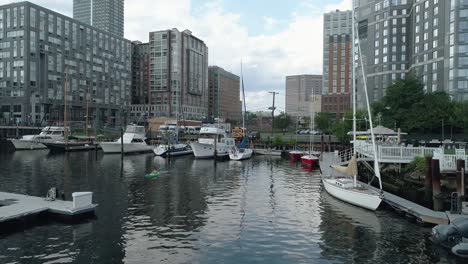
{"left": 0, "top": 191, "right": 97, "bottom": 228}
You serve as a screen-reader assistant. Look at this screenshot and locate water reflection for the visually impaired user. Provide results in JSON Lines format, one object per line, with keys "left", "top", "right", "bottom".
{"left": 0, "top": 152, "right": 462, "bottom": 263}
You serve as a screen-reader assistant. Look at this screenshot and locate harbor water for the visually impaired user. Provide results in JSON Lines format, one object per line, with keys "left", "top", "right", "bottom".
{"left": 0, "top": 150, "right": 461, "bottom": 263}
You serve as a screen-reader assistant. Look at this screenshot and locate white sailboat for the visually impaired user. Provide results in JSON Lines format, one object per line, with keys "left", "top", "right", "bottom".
{"left": 321, "top": 1, "right": 383, "bottom": 211}
{"left": 230, "top": 62, "right": 253, "bottom": 161}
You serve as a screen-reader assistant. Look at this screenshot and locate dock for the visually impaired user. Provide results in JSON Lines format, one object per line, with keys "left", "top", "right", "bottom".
{"left": 0, "top": 191, "right": 97, "bottom": 226}
{"left": 320, "top": 152, "right": 461, "bottom": 225}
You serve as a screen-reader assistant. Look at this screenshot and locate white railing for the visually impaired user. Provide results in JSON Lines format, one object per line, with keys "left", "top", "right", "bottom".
{"left": 354, "top": 140, "right": 439, "bottom": 163}
{"left": 433, "top": 149, "right": 468, "bottom": 171}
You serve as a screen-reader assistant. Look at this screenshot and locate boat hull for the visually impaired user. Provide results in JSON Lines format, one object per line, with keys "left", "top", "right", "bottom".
{"left": 43, "top": 142, "right": 98, "bottom": 153}
{"left": 229, "top": 148, "right": 253, "bottom": 161}
{"left": 100, "top": 142, "right": 152, "bottom": 154}
{"left": 190, "top": 142, "right": 230, "bottom": 159}
{"left": 301, "top": 155, "right": 319, "bottom": 167}
{"left": 153, "top": 144, "right": 193, "bottom": 157}
{"left": 10, "top": 139, "right": 47, "bottom": 150}
{"left": 321, "top": 176, "right": 382, "bottom": 211}
{"left": 289, "top": 151, "right": 306, "bottom": 160}
{"left": 253, "top": 149, "right": 282, "bottom": 156}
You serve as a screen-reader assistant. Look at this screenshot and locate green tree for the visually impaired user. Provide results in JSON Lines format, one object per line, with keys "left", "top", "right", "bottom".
{"left": 273, "top": 111, "right": 292, "bottom": 130}
{"left": 381, "top": 76, "right": 425, "bottom": 131}
{"left": 314, "top": 112, "right": 333, "bottom": 133}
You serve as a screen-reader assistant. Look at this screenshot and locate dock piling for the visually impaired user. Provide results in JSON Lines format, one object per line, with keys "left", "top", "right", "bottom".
{"left": 456, "top": 159, "right": 466, "bottom": 203}
{"left": 431, "top": 159, "right": 444, "bottom": 211}
{"left": 425, "top": 156, "right": 433, "bottom": 207}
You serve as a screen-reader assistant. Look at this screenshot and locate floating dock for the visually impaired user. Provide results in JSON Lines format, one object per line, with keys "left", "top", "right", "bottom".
{"left": 0, "top": 191, "right": 97, "bottom": 226}
{"left": 320, "top": 152, "right": 458, "bottom": 225}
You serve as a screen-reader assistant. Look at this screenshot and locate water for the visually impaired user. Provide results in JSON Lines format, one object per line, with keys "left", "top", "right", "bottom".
{"left": 0, "top": 150, "right": 460, "bottom": 263}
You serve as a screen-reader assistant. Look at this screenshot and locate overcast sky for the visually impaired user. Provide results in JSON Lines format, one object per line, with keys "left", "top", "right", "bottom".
{"left": 1, "top": 0, "right": 352, "bottom": 112}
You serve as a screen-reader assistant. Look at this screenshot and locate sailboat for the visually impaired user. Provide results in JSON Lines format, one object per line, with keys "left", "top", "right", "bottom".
{"left": 229, "top": 62, "right": 253, "bottom": 161}
{"left": 301, "top": 94, "right": 320, "bottom": 167}
{"left": 43, "top": 68, "right": 97, "bottom": 153}
{"left": 320, "top": 2, "right": 383, "bottom": 211}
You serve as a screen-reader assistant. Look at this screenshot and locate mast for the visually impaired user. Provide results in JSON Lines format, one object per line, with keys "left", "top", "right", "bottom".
{"left": 64, "top": 66, "right": 69, "bottom": 143}
{"left": 86, "top": 86, "right": 90, "bottom": 137}
{"left": 351, "top": 0, "right": 357, "bottom": 156}
{"left": 241, "top": 61, "right": 246, "bottom": 130}
{"left": 354, "top": 9, "right": 383, "bottom": 190}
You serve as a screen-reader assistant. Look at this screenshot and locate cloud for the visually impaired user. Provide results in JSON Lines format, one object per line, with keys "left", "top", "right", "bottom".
{"left": 324, "top": 0, "right": 352, "bottom": 12}
{"left": 0, "top": 0, "right": 338, "bottom": 114}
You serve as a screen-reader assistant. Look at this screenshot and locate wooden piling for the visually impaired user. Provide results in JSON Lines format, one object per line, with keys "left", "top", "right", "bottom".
{"left": 424, "top": 156, "right": 433, "bottom": 206}
{"left": 431, "top": 159, "right": 443, "bottom": 211}
{"left": 321, "top": 134, "right": 324, "bottom": 153}
{"left": 456, "top": 160, "right": 465, "bottom": 194}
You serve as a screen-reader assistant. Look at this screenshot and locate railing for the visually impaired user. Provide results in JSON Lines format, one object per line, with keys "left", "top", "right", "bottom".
{"left": 353, "top": 140, "right": 439, "bottom": 163}
{"left": 433, "top": 149, "right": 468, "bottom": 171}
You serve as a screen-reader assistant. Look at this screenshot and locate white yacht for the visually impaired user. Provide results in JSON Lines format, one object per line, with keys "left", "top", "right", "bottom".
{"left": 9, "top": 126, "right": 67, "bottom": 150}
{"left": 229, "top": 147, "right": 253, "bottom": 161}
{"left": 190, "top": 127, "right": 235, "bottom": 159}
{"left": 100, "top": 125, "right": 152, "bottom": 154}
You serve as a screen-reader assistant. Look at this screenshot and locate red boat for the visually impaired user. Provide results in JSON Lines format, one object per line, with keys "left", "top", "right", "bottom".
{"left": 301, "top": 154, "right": 319, "bottom": 167}
{"left": 289, "top": 150, "right": 306, "bottom": 160}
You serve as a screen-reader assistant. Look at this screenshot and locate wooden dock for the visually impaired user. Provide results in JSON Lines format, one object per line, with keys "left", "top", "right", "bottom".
{"left": 0, "top": 191, "right": 97, "bottom": 225}
{"left": 320, "top": 152, "right": 451, "bottom": 225}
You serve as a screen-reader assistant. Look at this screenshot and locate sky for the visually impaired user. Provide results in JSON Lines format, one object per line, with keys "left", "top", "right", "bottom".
{"left": 0, "top": 0, "right": 352, "bottom": 113}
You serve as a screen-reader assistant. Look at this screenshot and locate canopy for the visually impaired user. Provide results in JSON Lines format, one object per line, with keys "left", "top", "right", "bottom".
{"left": 331, "top": 155, "right": 358, "bottom": 176}
{"left": 348, "top": 125, "right": 407, "bottom": 136}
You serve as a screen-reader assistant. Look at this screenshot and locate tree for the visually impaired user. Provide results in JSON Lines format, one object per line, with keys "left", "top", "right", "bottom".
{"left": 314, "top": 112, "right": 333, "bottom": 133}
{"left": 273, "top": 111, "right": 292, "bottom": 130}
{"left": 381, "top": 76, "right": 425, "bottom": 131}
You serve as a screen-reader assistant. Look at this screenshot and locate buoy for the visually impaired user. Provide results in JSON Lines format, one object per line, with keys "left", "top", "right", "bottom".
{"left": 145, "top": 171, "right": 160, "bottom": 179}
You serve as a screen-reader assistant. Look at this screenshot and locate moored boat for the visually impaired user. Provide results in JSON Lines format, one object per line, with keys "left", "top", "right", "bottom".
{"left": 153, "top": 143, "right": 193, "bottom": 157}
{"left": 190, "top": 127, "right": 235, "bottom": 159}
{"left": 9, "top": 126, "right": 67, "bottom": 150}
{"left": 100, "top": 125, "right": 152, "bottom": 154}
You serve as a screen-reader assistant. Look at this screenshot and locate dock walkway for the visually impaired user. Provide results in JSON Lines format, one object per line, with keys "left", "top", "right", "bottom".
{"left": 320, "top": 152, "right": 450, "bottom": 225}
{"left": 0, "top": 191, "right": 97, "bottom": 224}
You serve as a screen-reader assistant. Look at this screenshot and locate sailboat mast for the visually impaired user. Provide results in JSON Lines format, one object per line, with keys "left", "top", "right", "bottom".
{"left": 241, "top": 61, "right": 246, "bottom": 130}
{"left": 64, "top": 67, "right": 69, "bottom": 143}
{"left": 355, "top": 14, "right": 383, "bottom": 190}
{"left": 351, "top": 0, "right": 357, "bottom": 156}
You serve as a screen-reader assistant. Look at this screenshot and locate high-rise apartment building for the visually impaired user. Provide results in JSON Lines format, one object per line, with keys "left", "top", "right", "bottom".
{"left": 73, "top": 0, "right": 124, "bottom": 37}
{"left": 131, "top": 41, "right": 149, "bottom": 104}
{"left": 0, "top": 2, "right": 132, "bottom": 126}
{"left": 355, "top": 0, "right": 468, "bottom": 107}
{"left": 208, "top": 66, "right": 241, "bottom": 122}
{"left": 285, "top": 75, "right": 322, "bottom": 117}
{"left": 322, "top": 10, "right": 352, "bottom": 120}
{"left": 147, "top": 29, "right": 209, "bottom": 120}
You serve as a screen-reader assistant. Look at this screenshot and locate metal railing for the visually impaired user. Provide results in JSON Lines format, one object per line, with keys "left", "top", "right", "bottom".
{"left": 354, "top": 140, "right": 439, "bottom": 163}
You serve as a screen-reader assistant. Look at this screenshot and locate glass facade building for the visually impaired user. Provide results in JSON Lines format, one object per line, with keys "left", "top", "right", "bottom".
{"left": 73, "top": 0, "right": 124, "bottom": 38}
{"left": 355, "top": 0, "right": 468, "bottom": 107}
{"left": 0, "top": 2, "right": 132, "bottom": 126}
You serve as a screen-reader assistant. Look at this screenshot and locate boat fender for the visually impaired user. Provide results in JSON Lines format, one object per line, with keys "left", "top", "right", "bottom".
{"left": 452, "top": 243, "right": 468, "bottom": 258}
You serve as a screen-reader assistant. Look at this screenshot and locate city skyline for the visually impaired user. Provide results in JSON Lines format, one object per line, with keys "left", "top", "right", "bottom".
{"left": 0, "top": 0, "right": 352, "bottom": 112}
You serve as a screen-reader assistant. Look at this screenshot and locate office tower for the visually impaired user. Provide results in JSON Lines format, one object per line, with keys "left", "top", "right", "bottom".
{"left": 208, "top": 66, "right": 241, "bottom": 122}
{"left": 322, "top": 9, "right": 352, "bottom": 120}
{"left": 0, "top": 2, "right": 132, "bottom": 126}
{"left": 148, "top": 29, "right": 209, "bottom": 120}
{"left": 285, "top": 75, "right": 322, "bottom": 117}
{"left": 73, "top": 0, "right": 124, "bottom": 37}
